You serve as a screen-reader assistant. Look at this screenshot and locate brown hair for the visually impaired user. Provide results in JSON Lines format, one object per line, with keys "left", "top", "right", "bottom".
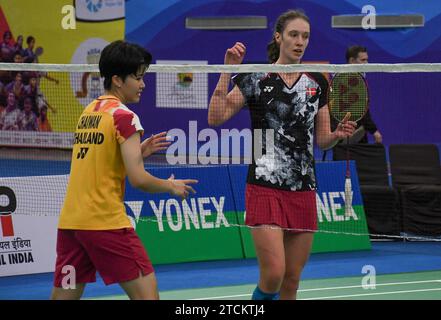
{"left": 346, "top": 45, "right": 367, "bottom": 62}
{"left": 267, "top": 9, "right": 310, "bottom": 63}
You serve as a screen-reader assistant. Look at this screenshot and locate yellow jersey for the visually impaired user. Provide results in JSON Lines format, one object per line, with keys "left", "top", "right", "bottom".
{"left": 58, "top": 95, "right": 143, "bottom": 230}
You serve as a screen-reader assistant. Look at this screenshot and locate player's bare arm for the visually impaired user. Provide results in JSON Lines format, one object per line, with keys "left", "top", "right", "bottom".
{"left": 208, "top": 42, "right": 247, "bottom": 126}
{"left": 121, "top": 132, "right": 197, "bottom": 199}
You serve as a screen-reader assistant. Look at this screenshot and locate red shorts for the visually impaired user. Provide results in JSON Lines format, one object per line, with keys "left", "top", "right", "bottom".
{"left": 245, "top": 183, "right": 317, "bottom": 232}
{"left": 53, "top": 228, "right": 154, "bottom": 287}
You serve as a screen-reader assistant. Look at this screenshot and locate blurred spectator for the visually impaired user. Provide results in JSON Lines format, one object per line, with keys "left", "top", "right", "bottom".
{"left": 0, "top": 31, "right": 14, "bottom": 62}
{"left": 18, "top": 97, "right": 38, "bottom": 131}
{"left": 5, "top": 72, "right": 25, "bottom": 102}
{"left": 0, "top": 92, "right": 21, "bottom": 130}
{"left": 14, "top": 35, "right": 25, "bottom": 56}
{"left": 23, "top": 36, "right": 37, "bottom": 63}
{"left": 37, "top": 104, "right": 52, "bottom": 132}
{"left": 13, "top": 52, "right": 23, "bottom": 64}
{"left": 25, "top": 75, "right": 39, "bottom": 95}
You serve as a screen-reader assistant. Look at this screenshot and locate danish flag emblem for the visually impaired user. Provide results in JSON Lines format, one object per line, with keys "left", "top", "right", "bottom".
{"left": 306, "top": 87, "right": 317, "bottom": 97}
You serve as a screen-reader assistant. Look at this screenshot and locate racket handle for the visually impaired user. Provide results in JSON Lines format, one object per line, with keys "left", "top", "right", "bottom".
{"left": 344, "top": 177, "right": 352, "bottom": 218}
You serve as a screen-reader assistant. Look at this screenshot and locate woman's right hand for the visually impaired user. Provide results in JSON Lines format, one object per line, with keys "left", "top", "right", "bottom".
{"left": 224, "top": 42, "right": 246, "bottom": 65}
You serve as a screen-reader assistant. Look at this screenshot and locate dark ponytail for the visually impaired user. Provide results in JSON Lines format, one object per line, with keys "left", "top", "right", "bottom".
{"left": 267, "top": 9, "right": 310, "bottom": 63}
{"left": 267, "top": 37, "right": 279, "bottom": 64}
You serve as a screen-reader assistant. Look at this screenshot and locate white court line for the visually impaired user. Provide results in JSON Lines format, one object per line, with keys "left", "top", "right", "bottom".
{"left": 297, "top": 279, "right": 441, "bottom": 292}
{"left": 301, "top": 287, "right": 441, "bottom": 300}
{"left": 191, "top": 279, "right": 441, "bottom": 300}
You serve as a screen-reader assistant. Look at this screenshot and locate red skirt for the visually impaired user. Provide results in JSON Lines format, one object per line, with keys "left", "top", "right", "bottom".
{"left": 245, "top": 183, "right": 317, "bottom": 232}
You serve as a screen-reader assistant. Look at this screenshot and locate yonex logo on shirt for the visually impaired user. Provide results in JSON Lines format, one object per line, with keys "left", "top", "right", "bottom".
{"left": 263, "top": 86, "right": 274, "bottom": 92}
{"left": 77, "top": 147, "right": 89, "bottom": 159}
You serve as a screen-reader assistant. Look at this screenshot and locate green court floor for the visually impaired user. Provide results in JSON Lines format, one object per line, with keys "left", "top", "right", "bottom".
{"left": 93, "top": 270, "right": 441, "bottom": 300}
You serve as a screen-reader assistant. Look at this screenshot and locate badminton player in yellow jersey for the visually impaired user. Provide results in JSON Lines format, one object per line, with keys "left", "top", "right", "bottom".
{"left": 51, "top": 40, "right": 198, "bottom": 300}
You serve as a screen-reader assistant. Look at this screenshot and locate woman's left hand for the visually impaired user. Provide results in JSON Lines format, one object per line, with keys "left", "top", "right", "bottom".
{"left": 141, "top": 131, "right": 171, "bottom": 158}
{"left": 334, "top": 113, "right": 357, "bottom": 140}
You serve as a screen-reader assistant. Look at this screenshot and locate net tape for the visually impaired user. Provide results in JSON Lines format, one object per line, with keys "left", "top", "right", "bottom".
{"left": 2, "top": 62, "right": 441, "bottom": 73}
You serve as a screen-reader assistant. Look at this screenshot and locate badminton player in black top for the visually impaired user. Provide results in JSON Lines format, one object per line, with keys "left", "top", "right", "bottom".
{"left": 208, "top": 10, "right": 356, "bottom": 300}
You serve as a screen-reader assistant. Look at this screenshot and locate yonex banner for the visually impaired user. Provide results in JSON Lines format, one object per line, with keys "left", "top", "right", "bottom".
{"left": 129, "top": 161, "right": 370, "bottom": 264}
{"left": 125, "top": 166, "right": 244, "bottom": 264}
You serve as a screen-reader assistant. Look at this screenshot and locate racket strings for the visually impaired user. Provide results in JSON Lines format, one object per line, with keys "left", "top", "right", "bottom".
{"left": 329, "top": 73, "right": 369, "bottom": 123}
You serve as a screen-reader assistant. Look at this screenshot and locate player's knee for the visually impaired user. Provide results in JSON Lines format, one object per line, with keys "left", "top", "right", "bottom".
{"left": 261, "top": 263, "right": 285, "bottom": 287}
{"left": 282, "top": 274, "right": 301, "bottom": 291}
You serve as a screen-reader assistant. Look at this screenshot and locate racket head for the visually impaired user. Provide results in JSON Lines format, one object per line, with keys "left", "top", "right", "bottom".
{"left": 328, "top": 72, "right": 369, "bottom": 123}
{"left": 35, "top": 46, "right": 44, "bottom": 56}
